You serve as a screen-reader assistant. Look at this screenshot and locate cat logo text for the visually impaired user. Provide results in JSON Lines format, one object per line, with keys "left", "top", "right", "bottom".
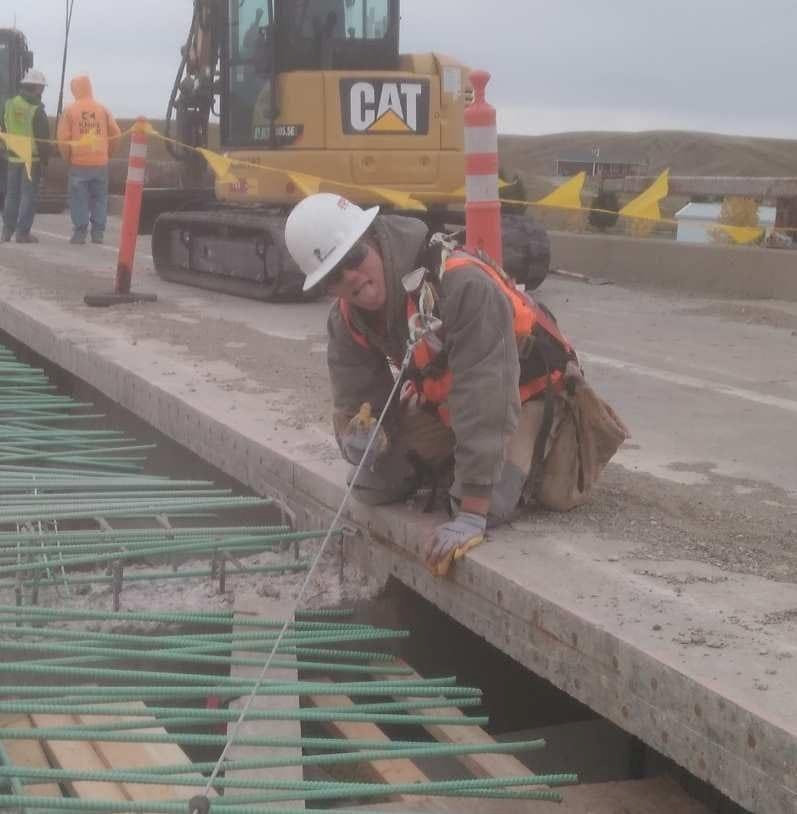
{"left": 341, "top": 79, "right": 430, "bottom": 136}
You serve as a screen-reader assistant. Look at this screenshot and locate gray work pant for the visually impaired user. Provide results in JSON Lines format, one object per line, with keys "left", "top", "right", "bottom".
{"left": 348, "top": 401, "right": 555, "bottom": 525}
{"left": 349, "top": 381, "right": 628, "bottom": 525}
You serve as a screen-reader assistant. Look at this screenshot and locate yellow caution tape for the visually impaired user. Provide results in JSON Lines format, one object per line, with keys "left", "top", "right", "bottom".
{"left": 196, "top": 148, "right": 235, "bottom": 182}
{"left": 0, "top": 132, "right": 33, "bottom": 180}
{"left": 619, "top": 168, "right": 669, "bottom": 222}
{"left": 717, "top": 224, "right": 765, "bottom": 244}
{"left": 2, "top": 128, "right": 783, "bottom": 240}
{"left": 534, "top": 171, "right": 586, "bottom": 210}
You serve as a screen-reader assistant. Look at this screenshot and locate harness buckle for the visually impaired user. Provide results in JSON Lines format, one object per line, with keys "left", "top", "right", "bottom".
{"left": 408, "top": 311, "right": 443, "bottom": 348}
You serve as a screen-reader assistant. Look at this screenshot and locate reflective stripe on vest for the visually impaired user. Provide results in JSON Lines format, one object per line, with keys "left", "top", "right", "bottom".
{"left": 3, "top": 96, "right": 38, "bottom": 162}
{"left": 338, "top": 252, "right": 573, "bottom": 426}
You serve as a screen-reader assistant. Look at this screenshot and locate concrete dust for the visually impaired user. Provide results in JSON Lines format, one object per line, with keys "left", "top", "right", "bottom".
{"left": 99, "top": 303, "right": 330, "bottom": 430}
{"left": 0, "top": 547, "right": 382, "bottom": 623}
{"left": 680, "top": 301, "right": 797, "bottom": 332}
{"left": 515, "top": 463, "right": 797, "bottom": 582}
{"left": 0, "top": 256, "right": 332, "bottom": 429}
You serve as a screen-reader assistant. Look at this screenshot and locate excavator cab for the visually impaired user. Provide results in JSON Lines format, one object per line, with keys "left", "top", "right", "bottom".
{"left": 225, "top": 0, "right": 399, "bottom": 148}
{"left": 154, "top": 1, "right": 549, "bottom": 305}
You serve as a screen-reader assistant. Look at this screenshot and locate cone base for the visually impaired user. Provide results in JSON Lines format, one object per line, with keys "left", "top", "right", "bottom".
{"left": 84, "top": 291, "right": 158, "bottom": 308}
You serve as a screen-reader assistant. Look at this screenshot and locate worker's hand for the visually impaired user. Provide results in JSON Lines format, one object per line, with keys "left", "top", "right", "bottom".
{"left": 341, "top": 402, "right": 388, "bottom": 468}
{"left": 426, "top": 512, "right": 487, "bottom": 577}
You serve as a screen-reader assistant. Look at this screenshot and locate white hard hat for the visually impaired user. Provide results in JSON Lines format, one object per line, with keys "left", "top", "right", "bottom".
{"left": 285, "top": 193, "right": 379, "bottom": 291}
{"left": 21, "top": 69, "right": 47, "bottom": 87}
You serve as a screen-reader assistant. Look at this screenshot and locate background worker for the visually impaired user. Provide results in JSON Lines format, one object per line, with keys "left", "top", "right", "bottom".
{"left": 56, "top": 74, "right": 121, "bottom": 245}
{"left": 1, "top": 69, "right": 50, "bottom": 243}
{"left": 285, "top": 193, "right": 629, "bottom": 576}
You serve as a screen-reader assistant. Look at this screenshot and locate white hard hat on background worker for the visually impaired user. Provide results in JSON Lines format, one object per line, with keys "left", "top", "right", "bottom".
{"left": 285, "top": 193, "right": 379, "bottom": 291}
{"left": 21, "top": 69, "right": 47, "bottom": 87}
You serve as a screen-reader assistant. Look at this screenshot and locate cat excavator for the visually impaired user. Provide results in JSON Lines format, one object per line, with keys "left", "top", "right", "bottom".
{"left": 153, "top": 0, "right": 549, "bottom": 301}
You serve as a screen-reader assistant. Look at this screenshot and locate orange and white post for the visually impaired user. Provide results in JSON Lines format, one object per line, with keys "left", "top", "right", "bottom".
{"left": 464, "top": 70, "right": 503, "bottom": 265}
{"left": 115, "top": 117, "right": 149, "bottom": 295}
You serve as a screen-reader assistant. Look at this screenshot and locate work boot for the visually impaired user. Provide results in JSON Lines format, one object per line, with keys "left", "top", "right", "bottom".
{"left": 90, "top": 232, "right": 104, "bottom": 245}
{"left": 70, "top": 231, "right": 87, "bottom": 245}
{"left": 15, "top": 233, "right": 38, "bottom": 244}
{"left": 0, "top": 229, "right": 11, "bottom": 243}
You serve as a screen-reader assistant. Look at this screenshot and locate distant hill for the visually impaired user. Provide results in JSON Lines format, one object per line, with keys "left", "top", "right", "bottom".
{"left": 499, "top": 130, "right": 797, "bottom": 180}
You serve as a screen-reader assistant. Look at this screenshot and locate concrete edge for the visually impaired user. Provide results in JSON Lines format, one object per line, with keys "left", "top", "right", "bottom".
{"left": 0, "top": 298, "right": 792, "bottom": 814}
{"left": 549, "top": 230, "right": 797, "bottom": 301}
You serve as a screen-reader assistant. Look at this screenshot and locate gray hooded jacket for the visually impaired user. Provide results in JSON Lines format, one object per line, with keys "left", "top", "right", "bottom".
{"left": 327, "top": 215, "right": 521, "bottom": 500}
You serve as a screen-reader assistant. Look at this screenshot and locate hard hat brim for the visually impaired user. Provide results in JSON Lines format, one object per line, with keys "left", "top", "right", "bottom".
{"left": 302, "top": 206, "right": 379, "bottom": 292}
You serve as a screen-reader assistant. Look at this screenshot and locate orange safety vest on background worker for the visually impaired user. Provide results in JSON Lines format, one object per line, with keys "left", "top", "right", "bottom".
{"left": 56, "top": 75, "right": 121, "bottom": 167}
{"left": 340, "top": 251, "right": 577, "bottom": 426}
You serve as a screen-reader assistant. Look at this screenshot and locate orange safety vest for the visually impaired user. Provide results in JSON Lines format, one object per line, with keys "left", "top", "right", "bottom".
{"left": 339, "top": 252, "right": 574, "bottom": 425}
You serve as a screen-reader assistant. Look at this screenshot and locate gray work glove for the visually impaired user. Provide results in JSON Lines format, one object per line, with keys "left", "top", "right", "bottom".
{"left": 341, "top": 402, "right": 388, "bottom": 469}
{"left": 426, "top": 512, "right": 487, "bottom": 577}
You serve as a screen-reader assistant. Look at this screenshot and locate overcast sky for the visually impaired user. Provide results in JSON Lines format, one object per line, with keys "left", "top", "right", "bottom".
{"left": 6, "top": 0, "right": 797, "bottom": 138}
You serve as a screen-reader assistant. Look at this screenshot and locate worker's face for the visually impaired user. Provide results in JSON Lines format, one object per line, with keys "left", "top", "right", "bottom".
{"left": 327, "top": 242, "right": 386, "bottom": 311}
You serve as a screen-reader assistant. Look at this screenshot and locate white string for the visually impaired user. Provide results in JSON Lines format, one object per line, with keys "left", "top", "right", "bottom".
{"left": 198, "top": 342, "right": 416, "bottom": 800}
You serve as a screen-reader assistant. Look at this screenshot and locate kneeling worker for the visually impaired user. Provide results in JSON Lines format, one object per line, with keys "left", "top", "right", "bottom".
{"left": 285, "top": 194, "right": 628, "bottom": 576}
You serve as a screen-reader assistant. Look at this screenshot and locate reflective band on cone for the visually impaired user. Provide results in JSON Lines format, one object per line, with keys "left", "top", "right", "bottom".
{"left": 464, "top": 70, "right": 502, "bottom": 265}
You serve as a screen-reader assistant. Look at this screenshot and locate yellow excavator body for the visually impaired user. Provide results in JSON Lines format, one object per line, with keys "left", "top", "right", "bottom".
{"left": 217, "top": 54, "right": 468, "bottom": 207}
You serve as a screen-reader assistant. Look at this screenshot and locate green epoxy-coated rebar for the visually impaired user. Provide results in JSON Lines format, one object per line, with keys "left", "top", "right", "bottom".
{"left": 11, "top": 695, "right": 480, "bottom": 716}
{"left": 0, "top": 605, "right": 402, "bottom": 633}
{"left": 0, "top": 724, "right": 480, "bottom": 754}
{"left": 0, "top": 679, "right": 473, "bottom": 702}
{"left": 0, "top": 764, "right": 577, "bottom": 796}
{"left": 79, "top": 738, "right": 548, "bottom": 775}
{"left": 3, "top": 630, "right": 413, "bottom": 671}
{"left": 0, "top": 625, "right": 396, "bottom": 664}
{"left": 143, "top": 739, "right": 547, "bottom": 773}
{"left": 0, "top": 343, "right": 578, "bottom": 810}
{"left": 0, "top": 797, "right": 566, "bottom": 812}
{"left": 0, "top": 530, "right": 333, "bottom": 576}
{"left": 1, "top": 656, "right": 411, "bottom": 687}
{"left": 0, "top": 343, "right": 315, "bottom": 606}
{"left": 0, "top": 744, "right": 24, "bottom": 799}
{"left": 0, "top": 623, "right": 402, "bottom": 654}
{"left": 1, "top": 562, "right": 310, "bottom": 589}
{"left": 0, "top": 525, "right": 287, "bottom": 546}
{"left": 0, "top": 530, "right": 288, "bottom": 557}
{"left": 0, "top": 699, "right": 488, "bottom": 728}
{"left": 3, "top": 652, "right": 412, "bottom": 678}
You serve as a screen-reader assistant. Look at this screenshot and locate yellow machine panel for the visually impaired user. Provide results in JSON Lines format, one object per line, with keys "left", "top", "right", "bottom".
{"left": 219, "top": 57, "right": 467, "bottom": 207}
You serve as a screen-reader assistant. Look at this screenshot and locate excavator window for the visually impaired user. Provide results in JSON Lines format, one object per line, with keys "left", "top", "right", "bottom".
{"left": 224, "top": 0, "right": 399, "bottom": 147}
{"left": 280, "top": 0, "right": 399, "bottom": 71}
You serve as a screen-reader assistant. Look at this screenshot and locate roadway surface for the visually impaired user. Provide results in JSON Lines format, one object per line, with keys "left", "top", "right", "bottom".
{"left": 0, "top": 215, "right": 795, "bottom": 813}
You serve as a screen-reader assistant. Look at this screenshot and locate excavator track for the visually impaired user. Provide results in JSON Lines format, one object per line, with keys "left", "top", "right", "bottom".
{"left": 151, "top": 208, "right": 317, "bottom": 302}
{"left": 151, "top": 206, "right": 549, "bottom": 302}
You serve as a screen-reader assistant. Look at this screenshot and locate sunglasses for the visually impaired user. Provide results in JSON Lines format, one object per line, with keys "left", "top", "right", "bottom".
{"left": 326, "top": 241, "right": 369, "bottom": 287}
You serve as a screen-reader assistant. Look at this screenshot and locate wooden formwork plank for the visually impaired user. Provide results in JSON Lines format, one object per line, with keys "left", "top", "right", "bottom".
{"left": 380, "top": 665, "right": 714, "bottom": 814}
{"left": 228, "top": 598, "right": 304, "bottom": 809}
{"left": 382, "top": 662, "right": 535, "bottom": 780}
{"left": 30, "top": 713, "right": 129, "bottom": 802}
{"left": 73, "top": 705, "right": 210, "bottom": 802}
{"left": 307, "top": 691, "right": 432, "bottom": 802}
{"left": 0, "top": 713, "right": 62, "bottom": 800}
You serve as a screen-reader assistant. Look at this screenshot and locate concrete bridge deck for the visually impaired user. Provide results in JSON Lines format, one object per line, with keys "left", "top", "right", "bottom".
{"left": 0, "top": 216, "right": 795, "bottom": 813}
